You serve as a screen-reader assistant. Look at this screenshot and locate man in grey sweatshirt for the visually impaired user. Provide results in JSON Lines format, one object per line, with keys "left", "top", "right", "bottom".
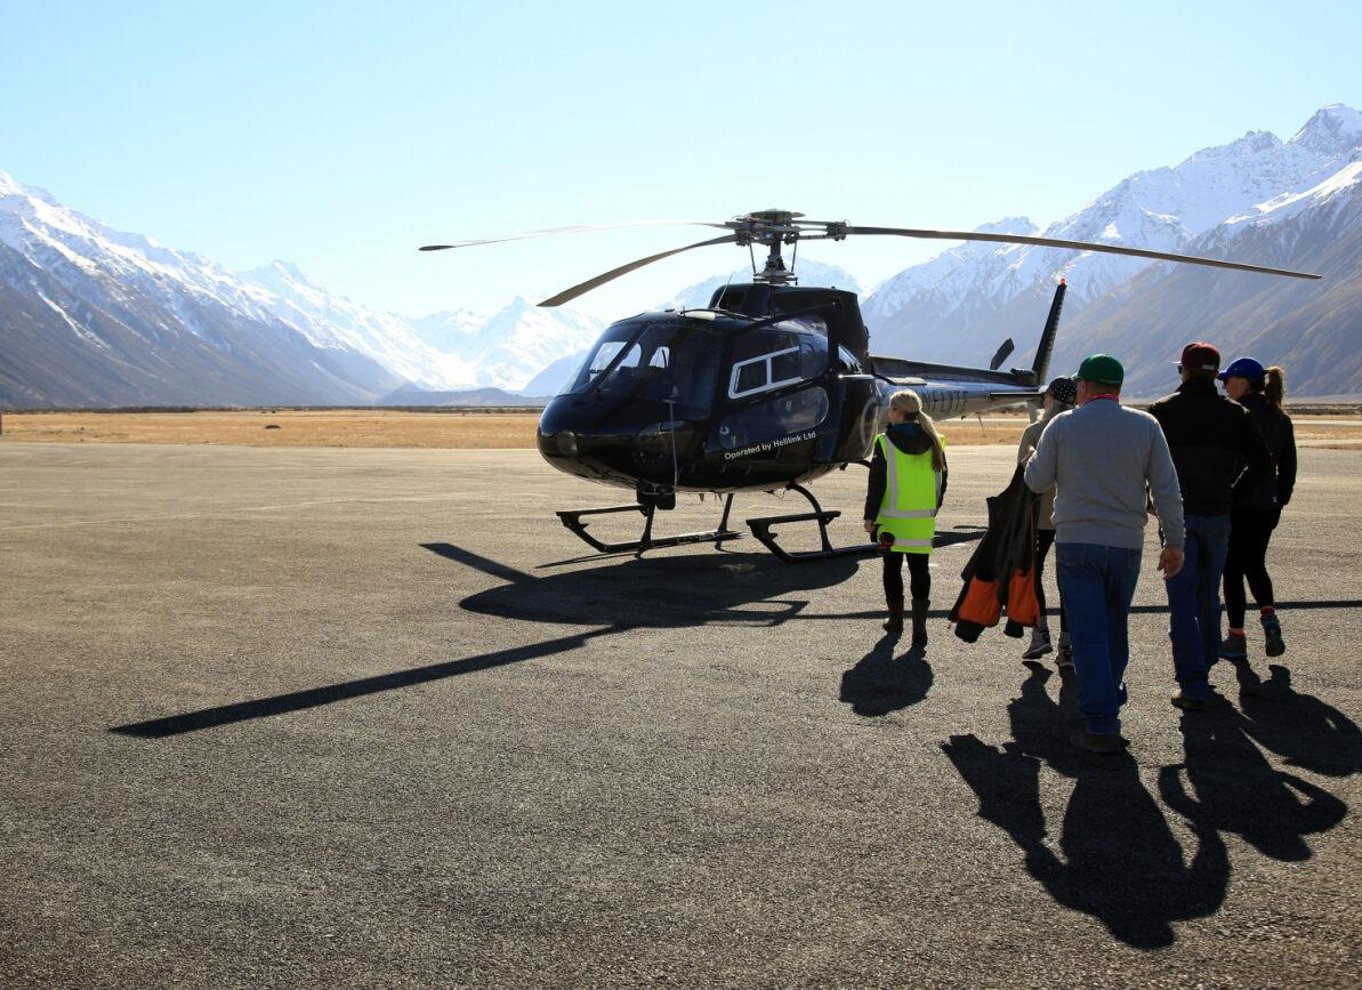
{"left": 1024, "top": 354, "right": 1185, "bottom": 754}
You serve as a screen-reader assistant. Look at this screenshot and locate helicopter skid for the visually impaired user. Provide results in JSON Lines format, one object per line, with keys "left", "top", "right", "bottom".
{"left": 556, "top": 504, "right": 742, "bottom": 556}
{"left": 745, "top": 509, "right": 879, "bottom": 564}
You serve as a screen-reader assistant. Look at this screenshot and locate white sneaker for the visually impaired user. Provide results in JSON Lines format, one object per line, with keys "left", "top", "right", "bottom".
{"left": 1023, "top": 627, "right": 1053, "bottom": 660}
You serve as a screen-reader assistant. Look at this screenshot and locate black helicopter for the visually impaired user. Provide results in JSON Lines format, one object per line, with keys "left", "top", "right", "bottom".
{"left": 422, "top": 209, "right": 1319, "bottom": 561}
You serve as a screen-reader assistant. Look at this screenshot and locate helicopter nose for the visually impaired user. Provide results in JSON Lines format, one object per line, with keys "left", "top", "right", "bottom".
{"left": 538, "top": 429, "right": 578, "bottom": 457}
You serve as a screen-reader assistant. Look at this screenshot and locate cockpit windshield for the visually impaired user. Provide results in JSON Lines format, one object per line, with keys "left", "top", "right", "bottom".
{"left": 557, "top": 317, "right": 723, "bottom": 420}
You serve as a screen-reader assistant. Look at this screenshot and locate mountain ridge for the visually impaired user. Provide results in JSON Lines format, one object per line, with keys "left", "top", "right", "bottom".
{"left": 3, "top": 103, "right": 1362, "bottom": 407}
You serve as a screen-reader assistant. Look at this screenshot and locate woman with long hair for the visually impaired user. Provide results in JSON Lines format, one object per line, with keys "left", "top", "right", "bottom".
{"left": 863, "top": 390, "right": 948, "bottom": 646}
{"left": 1016, "top": 376, "right": 1078, "bottom": 665}
{"left": 1218, "top": 358, "right": 1297, "bottom": 659}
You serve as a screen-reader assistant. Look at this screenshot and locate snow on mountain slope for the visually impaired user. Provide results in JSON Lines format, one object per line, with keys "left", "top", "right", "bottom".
{"left": 240, "top": 260, "right": 471, "bottom": 388}
{"left": 861, "top": 105, "right": 1362, "bottom": 366}
{"left": 6, "top": 103, "right": 1362, "bottom": 406}
{"left": 1, "top": 168, "right": 603, "bottom": 400}
{"left": 459, "top": 297, "right": 603, "bottom": 390}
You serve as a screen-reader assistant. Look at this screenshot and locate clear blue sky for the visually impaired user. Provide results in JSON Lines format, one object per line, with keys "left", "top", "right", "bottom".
{"left": 3, "top": 1, "right": 1359, "bottom": 321}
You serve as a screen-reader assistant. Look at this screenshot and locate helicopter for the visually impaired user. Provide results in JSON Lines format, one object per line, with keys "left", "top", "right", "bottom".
{"left": 422, "top": 209, "right": 1320, "bottom": 562}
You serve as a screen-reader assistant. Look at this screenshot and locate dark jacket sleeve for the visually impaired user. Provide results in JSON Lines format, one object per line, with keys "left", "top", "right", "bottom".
{"left": 939, "top": 451, "right": 949, "bottom": 510}
{"left": 864, "top": 441, "right": 886, "bottom": 521}
{"left": 1232, "top": 407, "right": 1274, "bottom": 503}
{"left": 1278, "top": 414, "right": 1298, "bottom": 506}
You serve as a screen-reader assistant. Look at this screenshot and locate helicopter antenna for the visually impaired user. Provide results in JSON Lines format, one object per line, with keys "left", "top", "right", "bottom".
{"left": 665, "top": 397, "right": 680, "bottom": 493}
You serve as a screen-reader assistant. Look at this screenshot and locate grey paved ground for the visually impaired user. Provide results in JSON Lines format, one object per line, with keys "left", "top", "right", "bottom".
{"left": 2, "top": 441, "right": 1360, "bottom": 988}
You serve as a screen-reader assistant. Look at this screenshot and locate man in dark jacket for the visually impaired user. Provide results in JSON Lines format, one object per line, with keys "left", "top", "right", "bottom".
{"left": 1149, "top": 342, "right": 1273, "bottom": 710}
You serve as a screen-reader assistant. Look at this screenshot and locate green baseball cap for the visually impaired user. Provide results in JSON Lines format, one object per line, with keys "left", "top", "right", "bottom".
{"left": 1075, "top": 353, "right": 1124, "bottom": 387}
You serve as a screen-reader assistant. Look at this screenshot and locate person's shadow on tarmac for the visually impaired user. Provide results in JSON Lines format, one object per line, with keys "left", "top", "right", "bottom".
{"left": 839, "top": 635, "right": 933, "bottom": 717}
{"left": 943, "top": 663, "right": 1228, "bottom": 949}
{"left": 943, "top": 659, "right": 1358, "bottom": 948}
{"left": 1159, "top": 661, "right": 1352, "bottom": 862}
{"left": 1231, "top": 660, "right": 1362, "bottom": 777}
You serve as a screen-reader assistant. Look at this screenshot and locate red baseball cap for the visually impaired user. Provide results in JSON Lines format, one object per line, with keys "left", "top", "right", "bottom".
{"left": 1178, "top": 342, "right": 1221, "bottom": 375}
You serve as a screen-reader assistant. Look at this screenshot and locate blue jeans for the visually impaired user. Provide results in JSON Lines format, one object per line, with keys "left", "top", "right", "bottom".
{"left": 1056, "top": 542, "right": 1143, "bottom": 735}
{"left": 1164, "top": 513, "right": 1232, "bottom": 701}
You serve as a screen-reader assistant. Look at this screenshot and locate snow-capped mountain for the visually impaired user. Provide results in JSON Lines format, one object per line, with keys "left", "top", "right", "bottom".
{"left": 452, "top": 297, "right": 603, "bottom": 391}
{"left": 1054, "top": 153, "right": 1362, "bottom": 398}
{"left": 411, "top": 307, "right": 488, "bottom": 353}
{"left": 240, "top": 260, "right": 471, "bottom": 389}
{"left": 0, "top": 169, "right": 603, "bottom": 405}
{"left": 862, "top": 105, "right": 1362, "bottom": 376}
{"left": 1, "top": 171, "right": 412, "bottom": 406}
{"left": 4, "top": 104, "right": 1362, "bottom": 408}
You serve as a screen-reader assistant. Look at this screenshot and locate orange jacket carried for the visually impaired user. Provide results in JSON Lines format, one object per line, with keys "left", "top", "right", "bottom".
{"left": 948, "top": 465, "right": 1041, "bottom": 642}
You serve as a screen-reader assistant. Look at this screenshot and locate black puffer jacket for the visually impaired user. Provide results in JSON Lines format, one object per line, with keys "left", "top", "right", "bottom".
{"left": 1148, "top": 376, "right": 1273, "bottom": 516}
{"left": 1234, "top": 391, "right": 1297, "bottom": 511}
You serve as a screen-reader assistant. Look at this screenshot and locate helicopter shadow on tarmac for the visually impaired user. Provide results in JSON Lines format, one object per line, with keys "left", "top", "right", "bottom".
{"left": 942, "top": 659, "right": 1358, "bottom": 949}
{"left": 439, "top": 543, "right": 862, "bottom": 630}
{"left": 111, "top": 544, "right": 862, "bottom": 740}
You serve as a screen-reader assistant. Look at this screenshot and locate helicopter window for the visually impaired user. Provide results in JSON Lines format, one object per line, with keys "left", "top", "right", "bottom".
{"left": 728, "top": 331, "right": 826, "bottom": 401}
{"left": 583, "top": 341, "right": 627, "bottom": 379}
{"left": 559, "top": 318, "right": 722, "bottom": 420}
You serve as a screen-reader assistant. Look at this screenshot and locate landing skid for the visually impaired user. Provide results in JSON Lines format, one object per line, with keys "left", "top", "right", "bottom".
{"left": 556, "top": 495, "right": 742, "bottom": 557}
{"left": 746, "top": 482, "right": 880, "bottom": 563}
{"left": 556, "top": 480, "right": 877, "bottom": 563}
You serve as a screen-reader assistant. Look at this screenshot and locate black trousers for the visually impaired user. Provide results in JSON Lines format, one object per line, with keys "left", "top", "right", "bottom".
{"left": 1035, "top": 529, "right": 1066, "bottom": 632}
{"left": 883, "top": 551, "right": 931, "bottom": 603}
{"left": 1224, "top": 506, "right": 1280, "bottom": 627}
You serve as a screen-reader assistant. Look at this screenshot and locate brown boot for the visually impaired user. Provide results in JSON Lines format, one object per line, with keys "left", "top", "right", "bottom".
{"left": 910, "top": 598, "right": 930, "bottom": 647}
{"left": 883, "top": 598, "right": 905, "bottom": 633}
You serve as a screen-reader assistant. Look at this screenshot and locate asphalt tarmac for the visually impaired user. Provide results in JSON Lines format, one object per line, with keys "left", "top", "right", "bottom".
{"left": 2, "top": 441, "right": 1360, "bottom": 988}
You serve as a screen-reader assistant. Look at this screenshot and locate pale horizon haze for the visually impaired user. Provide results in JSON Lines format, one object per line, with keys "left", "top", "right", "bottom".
{"left": 3, "top": 1, "right": 1360, "bottom": 322}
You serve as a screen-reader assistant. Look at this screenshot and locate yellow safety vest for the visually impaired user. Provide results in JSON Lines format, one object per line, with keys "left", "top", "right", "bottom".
{"left": 875, "top": 433, "right": 943, "bottom": 554}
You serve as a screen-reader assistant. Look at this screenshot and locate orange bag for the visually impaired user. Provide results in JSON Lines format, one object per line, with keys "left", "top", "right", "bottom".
{"left": 956, "top": 577, "right": 1001, "bottom": 628}
{"left": 1006, "top": 568, "right": 1040, "bottom": 627}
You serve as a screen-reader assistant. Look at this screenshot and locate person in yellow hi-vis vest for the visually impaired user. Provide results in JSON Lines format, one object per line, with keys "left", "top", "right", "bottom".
{"left": 863, "top": 390, "right": 949, "bottom": 645}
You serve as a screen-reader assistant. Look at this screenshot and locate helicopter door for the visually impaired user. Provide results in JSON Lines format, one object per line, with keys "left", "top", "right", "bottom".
{"left": 712, "top": 321, "right": 831, "bottom": 455}
{"left": 823, "top": 344, "right": 879, "bottom": 464}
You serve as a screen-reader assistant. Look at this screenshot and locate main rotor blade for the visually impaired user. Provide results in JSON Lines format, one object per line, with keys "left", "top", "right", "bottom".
{"left": 847, "top": 226, "right": 1323, "bottom": 280}
{"left": 419, "top": 219, "right": 730, "bottom": 252}
{"left": 538, "top": 234, "right": 741, "bottom": 307}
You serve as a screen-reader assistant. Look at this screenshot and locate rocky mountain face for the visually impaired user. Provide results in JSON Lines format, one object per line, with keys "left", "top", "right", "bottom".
{"left": 860, "top": 105, "right": 1362, "bottom": 399}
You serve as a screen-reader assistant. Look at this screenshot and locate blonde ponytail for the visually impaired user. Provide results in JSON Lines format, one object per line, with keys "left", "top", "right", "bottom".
{"left": 889, "top": 389, "right": 946, "bottom": 471}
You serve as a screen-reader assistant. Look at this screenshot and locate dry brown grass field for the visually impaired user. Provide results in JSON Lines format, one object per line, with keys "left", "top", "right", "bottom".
{"left": 2, "top": 407, "right": 1360, "bottom": 448}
